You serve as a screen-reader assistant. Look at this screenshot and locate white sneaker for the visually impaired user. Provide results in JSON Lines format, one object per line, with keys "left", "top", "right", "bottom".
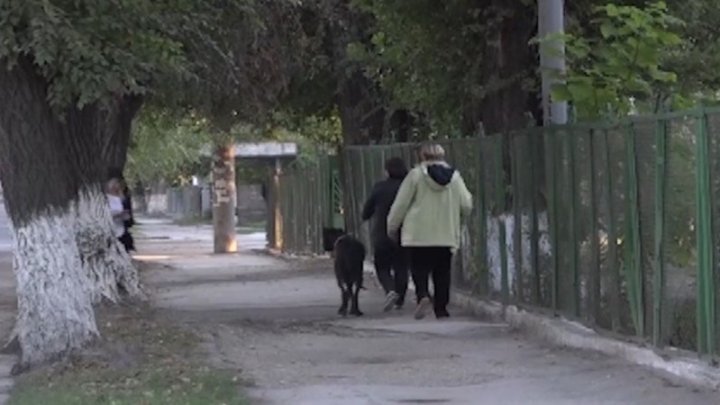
{"left": 383, "top": 291, "right": 399, "bottom": 312}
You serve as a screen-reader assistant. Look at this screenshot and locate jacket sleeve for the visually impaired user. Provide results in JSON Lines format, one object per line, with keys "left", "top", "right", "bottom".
{"left": 455, "top": 173, "right": 473, "bottom": 217}
{"left": 108, "top": 196, "right": 124, "bottom": 217}
{"left": 387, "top": 171, "right": 418, "bottom": 235}
{"left": 361, "top": 183, "right": 379, "bottom": 221}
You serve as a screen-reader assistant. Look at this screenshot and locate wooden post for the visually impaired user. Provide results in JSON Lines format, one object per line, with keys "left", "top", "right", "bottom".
{"left": 212, "top": 143, "right": 237, "bottom": 253}
{"left": 272, "top": 158, "right": 284, "bottom": 251}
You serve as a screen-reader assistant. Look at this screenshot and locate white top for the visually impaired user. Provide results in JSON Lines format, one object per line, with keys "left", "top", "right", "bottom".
{"left": 107, "top": 194, "right": 125, "bottom": 237}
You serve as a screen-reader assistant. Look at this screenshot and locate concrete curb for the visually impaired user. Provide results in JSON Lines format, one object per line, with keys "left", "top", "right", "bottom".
{"left": 452, "top": 292, "right": 720, "bottom": 391}
{"left": 266, "top": 248, "right": 720, "bottom": 391}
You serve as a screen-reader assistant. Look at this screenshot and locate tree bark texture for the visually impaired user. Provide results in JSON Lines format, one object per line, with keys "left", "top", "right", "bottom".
{"left": 101, "top": 95, "right": 144, "bottom": 173}
{"left": 0, "top": 58, "right": 97, "bottom": 365}
{"left": 319, "top": 2, "right": 386, "bottom": 146}
{"left": 11, "top": 210, "right": 99, "bottom": 366}
{"left": 477, "top": 2, "right": 537, "bottom": 136}
{"left": 212, "top": 144, "right": 237, "bottom": 253}
{"left": 269, "top": 159, "right": 283, "bottom": 250}
{"left": 74, "top": 186, "right": 141, "bottom": 303}
{"left": 337, "top": 71, "right": 386, "bottom": 145}
{"left": 59, "top": 90, "right": 142, "bottom": 305}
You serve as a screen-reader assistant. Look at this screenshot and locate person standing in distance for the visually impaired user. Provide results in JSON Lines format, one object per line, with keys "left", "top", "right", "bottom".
{"left": 387, "top": 143, "right": 473, "bottom": 319}
{"left": 362, "top": 157, "right": 410, "bottom": 311}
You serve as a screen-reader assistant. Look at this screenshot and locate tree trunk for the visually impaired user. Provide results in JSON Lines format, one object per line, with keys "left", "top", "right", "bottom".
{"left": 11, "top": 210, "right": 98, "bottom": 366}
{"left": 269, "top": 159, "right": 284, "bottom": 250}
{"left": 63, "top": 99, "right": 142, "bottom": 304}
{"left": 337, "top": 71, "right": 385, "bottom": 145}
{"left": 212, "top": 144, "right": 237, "bottom": 253}
{"left": 0, "top": 58, "right": 97, "bottom": 366}
{"left": 478, "top": 2, "right": 537, "bottom": 135}
{"left": 101, "top": 95, "right": 144, "bottom": 173}
{"left": 74, "top": 186, "right": 141, "bottom": 303}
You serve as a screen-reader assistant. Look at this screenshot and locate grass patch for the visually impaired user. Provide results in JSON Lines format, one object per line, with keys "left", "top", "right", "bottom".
{"left": 8, "top": 304, "right": 247, "bottom": 405}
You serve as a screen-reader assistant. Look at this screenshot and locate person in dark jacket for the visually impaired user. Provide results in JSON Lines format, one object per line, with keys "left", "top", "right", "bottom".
{"left": 118, "top": 177, "right": 136, "bottom": 252}
{"left": 108, "top": 168, "right": 136, "bottom": 252}
{"left": 361, "top": 157, "right": 409, "bottom": 311}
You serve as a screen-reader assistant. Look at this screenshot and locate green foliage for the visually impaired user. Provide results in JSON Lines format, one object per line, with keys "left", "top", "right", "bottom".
{"left": 350, "top": 0, "right": 535, "bottom": 135}
{"left": 0, "top": 0, "right": 189, "bottom": 108}
{"left": 126, "top": 112, "right": 210, "bottom": 185}
{"left": 549, "top": 2, "right": 683, "bottom": 119}
{"left": 126, "top": 109, "right": 341, "bottom": 186}
{"left": 171, "top": 0, "right": 313, "bottom": 131}
{"left": 664, "top": 0, "right": 720, "bottom": 104}
{"left": 268, "top": 112, "right": 343, "bottom": 148}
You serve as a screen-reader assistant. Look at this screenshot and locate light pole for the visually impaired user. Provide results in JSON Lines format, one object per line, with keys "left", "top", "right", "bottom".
{"left": 539, "top": 0, "right": 568, "bottom": 125}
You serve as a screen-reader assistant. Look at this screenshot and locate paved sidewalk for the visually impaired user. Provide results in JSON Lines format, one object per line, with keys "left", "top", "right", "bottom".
{"left": 133, "top": 218, "right": 719, "bottom": 405}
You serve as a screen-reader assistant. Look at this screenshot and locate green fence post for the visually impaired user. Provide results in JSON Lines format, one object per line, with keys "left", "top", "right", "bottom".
{"left": 653, "top": 119, "right": 668, "bottom": 347}
{"left": 624, "top": 123, "right": 645, "bottom": 337}
{"left": 529, "top": 132, "right": 541, "bottom": 305}
{"left": 696, "top": 109, "right": 716, "bottom": 356}
{"left": 589, "top": 129, "right": 601, "bottom": 324}
{"left": 546, "top": 129, "right": 560, "bottom": 312}
{"left": 497, "top": 135, "right": 509, "bottom": 305}
{"left": 603, "top": 129, "right": 621, "bottom": 332}
{"left": 567, "top": 129, "right": 580, "bottom": 317}
{"left": 478, "top": 138, "right": 489, "bottom": 295}
{"left": 511, "top": 136, "right": 523, "bottom": 302}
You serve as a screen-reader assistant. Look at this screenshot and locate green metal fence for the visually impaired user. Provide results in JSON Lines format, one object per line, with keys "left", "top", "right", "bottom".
{"left": 276, "top": 107, "right": 720, "bottom": 359}
{"left": 276, "top": 154, "right": 342, "bottom": 255}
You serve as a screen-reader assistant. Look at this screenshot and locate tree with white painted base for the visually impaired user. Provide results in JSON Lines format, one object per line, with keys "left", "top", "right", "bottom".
{"left": 0, "top": 1, "right": 191, "bottom": 366}
{"left": 0, "top": 60, "right": 100, "bottom": 367}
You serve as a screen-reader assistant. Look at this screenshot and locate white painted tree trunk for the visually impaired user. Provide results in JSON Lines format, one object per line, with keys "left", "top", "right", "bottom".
{"left": 74, "top": 188, "right": 141, "bottom": 302}
{"left": 11, "top": 209, "right": 98, "bottom": 366}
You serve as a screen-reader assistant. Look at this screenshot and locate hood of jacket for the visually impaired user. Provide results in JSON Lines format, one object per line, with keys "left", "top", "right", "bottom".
{"left": 421, "top": 161, "right": 456, "bottom": 191}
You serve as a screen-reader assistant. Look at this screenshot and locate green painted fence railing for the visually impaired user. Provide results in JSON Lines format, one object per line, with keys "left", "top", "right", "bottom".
{"left": 276, "top": 107, "right": 720, "bottom": 360}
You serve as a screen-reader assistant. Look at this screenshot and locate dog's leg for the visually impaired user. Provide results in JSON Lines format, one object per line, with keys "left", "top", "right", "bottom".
{"left": 338, "top": 288, "right": 350, "bottom": 317}
{"left": 350, "top": 283, "right": 363, "bottom": 316}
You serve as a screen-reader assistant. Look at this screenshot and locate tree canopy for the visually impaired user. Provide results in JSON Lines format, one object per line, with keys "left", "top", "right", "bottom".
{"left": 0, "top": 0, "right": 189, "bottom": 108}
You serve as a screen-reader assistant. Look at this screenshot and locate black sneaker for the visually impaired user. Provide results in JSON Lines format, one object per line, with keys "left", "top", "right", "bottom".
{"left": 435, "top": 309, "right": 450, "bottom": 319}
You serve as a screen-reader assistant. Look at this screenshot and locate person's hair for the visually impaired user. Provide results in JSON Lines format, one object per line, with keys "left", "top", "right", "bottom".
{"left": 106, "top": 178, "right": 122, "bottom": 195}
{"left": 384, "top": 157, "right": 408, "bottom": 179}
{"left": 418, "top": 143, "right": 445, "bottom": 161}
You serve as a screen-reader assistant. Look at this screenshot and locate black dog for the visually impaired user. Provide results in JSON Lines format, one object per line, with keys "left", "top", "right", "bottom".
{"left": 323, "top": 228, "right": 366, "bottom": 317}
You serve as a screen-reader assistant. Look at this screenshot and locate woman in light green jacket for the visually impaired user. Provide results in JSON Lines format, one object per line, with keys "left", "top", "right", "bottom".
{"left": 387, "top": 143, "right": 473, "bottom": 320}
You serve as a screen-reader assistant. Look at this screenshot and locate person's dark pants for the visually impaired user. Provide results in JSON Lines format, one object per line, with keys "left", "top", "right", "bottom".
{"left": 409, "top": 247, "right": 452, "bottom": 315}
{"left": 374, "top": 246, "right": 409, "bottom": 306}
{"left": 119, "top": 231, "right": 135, "bottom": 253}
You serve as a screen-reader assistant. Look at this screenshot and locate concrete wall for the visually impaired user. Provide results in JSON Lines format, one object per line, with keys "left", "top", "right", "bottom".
{"left": 236, "top": 184, "right": 266, "bottom": 226}
{"left": 165, "top": 186, "right": 202, "bottom": 219}
{"left": 139, "top": 182, "right": 265, "bottom": 226}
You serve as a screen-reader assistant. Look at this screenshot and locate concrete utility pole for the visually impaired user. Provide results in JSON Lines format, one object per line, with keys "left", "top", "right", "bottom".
{"left": 539, "top": 0, "right": 568, "bottom": 125}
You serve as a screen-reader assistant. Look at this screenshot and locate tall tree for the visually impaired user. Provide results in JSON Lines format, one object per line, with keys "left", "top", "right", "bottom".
{"left": 170, "top": 0, "right": 311, "bottom": 253}
{"left": 351, "top": 0, "right": 539, "bottom": 137}
{"left": 0, "top": 0, "right": 197, "bottom": 366}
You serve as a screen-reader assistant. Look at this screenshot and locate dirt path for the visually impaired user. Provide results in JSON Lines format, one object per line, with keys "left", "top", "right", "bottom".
{"left": 134, "top": 219, "right": 718, "bottom": 405}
